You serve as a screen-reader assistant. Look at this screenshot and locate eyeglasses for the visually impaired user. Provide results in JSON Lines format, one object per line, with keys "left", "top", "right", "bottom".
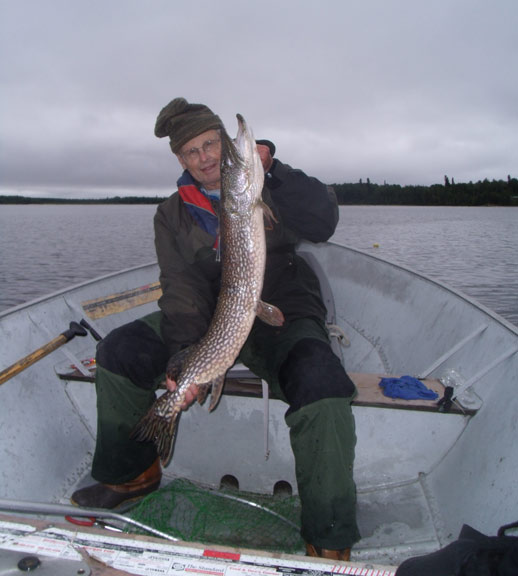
{"left": 180, "top": 138, "right": 221, "bottom": 162}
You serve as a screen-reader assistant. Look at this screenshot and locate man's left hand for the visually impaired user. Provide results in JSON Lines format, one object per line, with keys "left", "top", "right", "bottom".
{"left": 256, "top": 144, "right": 274, "bottom": 173}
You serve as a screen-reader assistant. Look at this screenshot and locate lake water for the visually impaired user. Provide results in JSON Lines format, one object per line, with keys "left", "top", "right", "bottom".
{"left": 1, "top": 204, "right": 517, "bottom": 327}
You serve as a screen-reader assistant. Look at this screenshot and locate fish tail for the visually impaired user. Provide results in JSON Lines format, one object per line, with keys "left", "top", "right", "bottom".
{"left": 131, "top": 398, "right": 180, "bottom": 466}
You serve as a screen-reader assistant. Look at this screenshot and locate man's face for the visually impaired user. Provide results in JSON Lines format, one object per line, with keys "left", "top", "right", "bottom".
{"left": 177, "top": 129, "right": 222, "bottom": 190}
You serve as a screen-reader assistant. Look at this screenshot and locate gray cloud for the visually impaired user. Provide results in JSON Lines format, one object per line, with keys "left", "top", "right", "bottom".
{"left": 1, "top": 0, "right": 517, "bottom": 198}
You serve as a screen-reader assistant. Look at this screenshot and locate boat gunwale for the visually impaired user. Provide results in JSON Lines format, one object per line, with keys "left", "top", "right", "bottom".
{"left": 0, "top": 260, "right": 159, "bottom": 320}
{"left": 2, "top": 241, "right": 516, "bottom": 336}
{"left": 321, "top": 241, "right": 518, "bottom": 336}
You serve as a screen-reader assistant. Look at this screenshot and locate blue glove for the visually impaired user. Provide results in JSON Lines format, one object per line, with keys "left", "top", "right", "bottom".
{"left": 379, "top": 375, "right": 439, "bottom": 400}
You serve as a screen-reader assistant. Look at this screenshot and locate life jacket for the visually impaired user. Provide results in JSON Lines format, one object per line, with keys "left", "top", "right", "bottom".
{"left": 177, "top": 171, "right": 219, "bottom": 250}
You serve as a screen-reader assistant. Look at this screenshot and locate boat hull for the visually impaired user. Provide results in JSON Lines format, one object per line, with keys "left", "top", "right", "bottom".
{"left": 1, "top": 241, "right": 517, "bottom": 565}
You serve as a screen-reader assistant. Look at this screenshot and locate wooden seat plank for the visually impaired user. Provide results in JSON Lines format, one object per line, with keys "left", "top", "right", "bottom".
{"left": 57, "top": 365, "right": 473, "bottom": 415}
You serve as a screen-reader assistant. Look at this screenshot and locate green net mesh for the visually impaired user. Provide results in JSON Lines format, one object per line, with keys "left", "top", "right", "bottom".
{"left": 128, "top": 478, "right": 304, "bottom": 554}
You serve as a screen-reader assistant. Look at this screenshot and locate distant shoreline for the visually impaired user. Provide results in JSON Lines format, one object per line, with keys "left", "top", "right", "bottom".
{"left": 1, "top": 175, "right": 517, "bottom": 206}
{"left": 0, "top": 196, "right": 168, "bottom": 205}
{"left": 1, "top": 196, "right": 516, "bottom": 207}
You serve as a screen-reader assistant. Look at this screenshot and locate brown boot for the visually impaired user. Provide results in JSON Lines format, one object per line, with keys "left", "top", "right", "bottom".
{"left": 305, "top": 542, "right": 351, "bottom": 562}
{"left": 71, "top": 458, "right": 161, "bottom": 509}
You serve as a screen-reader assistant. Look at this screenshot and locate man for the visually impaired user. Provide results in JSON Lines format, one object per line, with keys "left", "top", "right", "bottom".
{"left": 72, "top": 98, "right": 360, "bottom": 560}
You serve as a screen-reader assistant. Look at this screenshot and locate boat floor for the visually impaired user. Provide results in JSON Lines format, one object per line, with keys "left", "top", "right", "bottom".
{"left": 65, "top": 468, "right": 442, "bottom": 566}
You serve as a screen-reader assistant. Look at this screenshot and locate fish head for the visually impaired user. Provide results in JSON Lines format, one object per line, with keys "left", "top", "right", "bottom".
{"left": 220, "top": 114, "right": 264, "bottom": 214}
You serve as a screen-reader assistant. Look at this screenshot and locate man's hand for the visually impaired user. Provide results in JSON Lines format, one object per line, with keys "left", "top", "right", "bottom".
{"left": 165, "top": 375, "right": 199, "bottom": 410}
{"left": 256, "top": 143, "right": 274, "bottom": 173}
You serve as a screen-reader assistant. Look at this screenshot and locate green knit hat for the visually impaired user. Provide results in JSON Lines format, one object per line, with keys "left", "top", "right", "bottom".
{"left": 154, "top": 97, "right": 223, "bottom": 154}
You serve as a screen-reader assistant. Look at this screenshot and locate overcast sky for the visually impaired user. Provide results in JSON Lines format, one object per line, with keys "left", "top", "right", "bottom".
{"left": 1, "top": 0, "right": 517, "bottom": 198}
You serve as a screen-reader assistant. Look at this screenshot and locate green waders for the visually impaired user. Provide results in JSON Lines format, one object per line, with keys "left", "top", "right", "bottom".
{"left": 91, "top": 312, "right": 166, "bottom": 484}
{"left": 92, "top": 313, "right": 360, "bottom": 549}
{"left": 92, "top": 364, "right": 159, "bottom": 484}
{"left": 287, "top": 398, "right": 359, "bottom": 549}
{"left": 239, "top": 317, "right": 361, "bottom": 549}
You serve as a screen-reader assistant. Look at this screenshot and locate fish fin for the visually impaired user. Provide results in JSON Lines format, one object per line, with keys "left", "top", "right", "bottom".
{"left": 260, "top": 200, "right": 278, "bottom": 230}
{"left": 131, "top": 392, "right": 181, "bottom": 466}
{"left": 256, "top": 300, "right": 285, "bottom": 327}
{"left": 196, "top": 383, "right": 210, "bottom": 405}
{"left": 208, "top": 374, "right": 227, "bottom": 412}
{"left": 166, "top": 346, "right": 193, "bottom": 380}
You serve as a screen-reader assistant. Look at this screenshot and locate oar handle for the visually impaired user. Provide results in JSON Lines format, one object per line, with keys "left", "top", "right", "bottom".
{"left": 0, "top": 321, "right": 87, "bottom": 386}
{"left": 80, "top": 318, "right": 103, "bottom": 342}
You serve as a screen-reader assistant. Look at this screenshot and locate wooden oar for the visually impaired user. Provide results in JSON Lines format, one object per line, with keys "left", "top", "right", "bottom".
{"left": 0, "top": 321, "right": 87, "bottom": 386}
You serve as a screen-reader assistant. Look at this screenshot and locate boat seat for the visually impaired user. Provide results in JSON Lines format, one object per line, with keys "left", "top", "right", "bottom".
{"left": 66, "top": 251, "right": 474, "bottom": 415}
{"left": 216, "top": 368, "right": 474, "bottom": 415}
{"left": 57, "top": 358, "right": 470, "bottom": 415}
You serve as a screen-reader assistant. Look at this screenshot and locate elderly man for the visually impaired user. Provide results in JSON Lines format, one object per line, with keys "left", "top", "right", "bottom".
{"left": 72, "top": 98, "right": 360, "bottom": 560}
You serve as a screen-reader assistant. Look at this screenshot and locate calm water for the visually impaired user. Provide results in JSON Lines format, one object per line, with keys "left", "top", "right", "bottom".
{"left": 1, "top": 205, "right": 517, "bottom": 327}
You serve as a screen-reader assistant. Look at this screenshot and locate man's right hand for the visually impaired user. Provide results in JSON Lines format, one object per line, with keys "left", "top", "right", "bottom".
{"left": 165, "top": 375, "right": 199, "bottom": 410}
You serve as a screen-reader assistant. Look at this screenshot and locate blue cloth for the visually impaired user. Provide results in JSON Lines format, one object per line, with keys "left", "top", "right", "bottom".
{"left": 379, "top": 375, "right": 439, "bottom": 400}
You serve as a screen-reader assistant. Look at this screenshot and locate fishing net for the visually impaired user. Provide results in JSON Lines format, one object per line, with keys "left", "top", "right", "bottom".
{"left": 128, "top": 477, "right": 304, "bottom": 554}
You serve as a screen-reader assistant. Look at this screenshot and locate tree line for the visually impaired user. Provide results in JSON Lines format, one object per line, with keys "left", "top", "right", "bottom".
{"left": 0, "top": 195, "right": 167, "bottom": 205}
{"left": 1, "top": 176, "right": 517, "bottom": 206}
{"left": 332, "top": 176, "right": 518, "bottom": 205}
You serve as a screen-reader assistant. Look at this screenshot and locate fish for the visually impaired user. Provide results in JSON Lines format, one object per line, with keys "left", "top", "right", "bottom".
{"left": 132, "top": 114, "right": 284, "bottom": 465}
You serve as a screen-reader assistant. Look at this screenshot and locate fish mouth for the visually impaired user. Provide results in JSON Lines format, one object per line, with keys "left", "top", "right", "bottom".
{"left": 234, "top": 113, "right": 263, "bottom": 180}
{"left": 235, "top": 113, "right": 253, "bottom": 157}
{"left": 220, "top": 113, "right": 263, "bottom": 196}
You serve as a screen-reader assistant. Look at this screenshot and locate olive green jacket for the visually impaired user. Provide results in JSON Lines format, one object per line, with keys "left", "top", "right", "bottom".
{"left": 154, "top": 159, "right": 338, "bottom": 355}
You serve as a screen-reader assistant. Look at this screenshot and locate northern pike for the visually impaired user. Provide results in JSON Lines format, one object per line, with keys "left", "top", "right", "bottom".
{"left": 132, "top": 114, "right": 284, "bottom": 465}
